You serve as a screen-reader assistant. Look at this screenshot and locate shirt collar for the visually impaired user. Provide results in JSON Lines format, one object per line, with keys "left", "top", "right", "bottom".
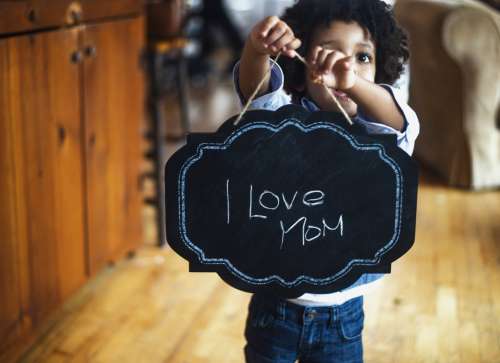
{"left": 300, "top": 97, "right": 320, "bottom": 112}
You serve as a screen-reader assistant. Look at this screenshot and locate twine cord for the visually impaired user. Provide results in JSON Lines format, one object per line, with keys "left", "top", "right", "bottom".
{"left": 234, "top": 51, "right": 353, "bottom": 126}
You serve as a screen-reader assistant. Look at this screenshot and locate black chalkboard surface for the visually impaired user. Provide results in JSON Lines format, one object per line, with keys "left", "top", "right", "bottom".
{"left": 165, "top": 105, "right": 418, "bottom": 298}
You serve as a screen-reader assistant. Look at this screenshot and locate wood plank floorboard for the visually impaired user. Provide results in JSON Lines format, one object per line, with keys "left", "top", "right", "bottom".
{"left": 19, "top": 79, "right": 500, "bottom": 363}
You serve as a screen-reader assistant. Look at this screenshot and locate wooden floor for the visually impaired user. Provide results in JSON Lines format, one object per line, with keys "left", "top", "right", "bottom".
{"left": 19, "top": 78, "right": 500, "bottom": 363}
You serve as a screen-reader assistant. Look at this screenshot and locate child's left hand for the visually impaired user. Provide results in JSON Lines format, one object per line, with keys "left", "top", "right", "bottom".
{"left": 308, "top": 46, "right": 357, "bottom": 91}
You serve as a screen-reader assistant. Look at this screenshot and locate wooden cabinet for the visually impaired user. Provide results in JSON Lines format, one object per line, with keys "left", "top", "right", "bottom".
{"left": 7, "top": 27, "right": 87, "bottom": 324}
{"left": 83, "top": 18, "right": 145, "bottom": 274}
{"left": 0, "top": 9, "right": 145, "bottom": 360}
{"left": 0, "top": 56, "right": 30, "bottom": 349}
{"left": 0, "top": 27, "right": 85, "bottom": 350}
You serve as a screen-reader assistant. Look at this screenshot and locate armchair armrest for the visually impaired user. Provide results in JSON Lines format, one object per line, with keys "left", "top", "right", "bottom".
{"left": 443, "top": 5, "right": 500, "bottom": 188}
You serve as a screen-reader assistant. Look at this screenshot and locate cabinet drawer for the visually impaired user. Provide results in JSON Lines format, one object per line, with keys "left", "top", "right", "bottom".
{"left": 81, "top": 0, "right": 142, "bottom": 23}
{"left": 0, "top": 0, "right": 142, "bottom": 36}
{"left": 0, "top": 1, "right": 71, "bottom": 36}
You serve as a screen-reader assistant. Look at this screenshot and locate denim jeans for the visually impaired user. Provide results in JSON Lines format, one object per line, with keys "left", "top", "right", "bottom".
{"left": 244, "top": 294, "right": 364, "bottom": 363}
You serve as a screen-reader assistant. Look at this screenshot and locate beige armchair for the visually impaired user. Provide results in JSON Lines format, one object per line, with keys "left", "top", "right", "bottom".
{"left": 395, "top": 0, "right": 500, "bottom": 189}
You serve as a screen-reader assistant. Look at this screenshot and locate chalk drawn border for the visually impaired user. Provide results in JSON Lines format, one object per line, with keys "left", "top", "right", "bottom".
{"left": 177, "top": 119, "right": 403, "bottom": 287}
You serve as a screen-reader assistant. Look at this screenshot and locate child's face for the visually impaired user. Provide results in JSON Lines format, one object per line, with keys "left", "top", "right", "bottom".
{"left": 306, "top": 21, "right": 376, "bottom": 116}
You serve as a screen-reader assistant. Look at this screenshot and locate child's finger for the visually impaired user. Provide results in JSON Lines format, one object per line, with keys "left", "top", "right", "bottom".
{"left": 344, "top": 55, "right": 355, "bottom": 69}
{"left": 287, "top": 38, "right": 302, "bottom": 51}
{"left": 272, "top": 30, "right": 295, "bottom": 53}
{"left": 284, "top": 49, "right": 296, "bottom": 58}
{"left": 258, "top": 16, "right": 281, "bottom": 38}
{"left": 283, "top": 38, "right": 302, "bottom": 57}
{"left": 308, "top": 46, "right": 322, "bottom": 65}
{"left": 322, "top": 51, "right": 344, "bottom": 74}
{"left": 316, "top": 49, "right": 332, "bottom": 69}
{"left": 264, "top": 23, "right": 288, "bottom": 48}
{"left": 334, "top": 55, "right": 354, "bottom": 73}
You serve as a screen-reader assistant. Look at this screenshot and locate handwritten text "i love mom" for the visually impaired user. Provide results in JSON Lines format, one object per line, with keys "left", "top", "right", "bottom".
{"left": 225, "top": 179, "right": 344, "bottom": 250}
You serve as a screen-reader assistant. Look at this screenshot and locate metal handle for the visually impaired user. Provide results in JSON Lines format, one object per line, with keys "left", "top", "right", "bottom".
{"left": 26, "top": 8, "right": 37, "bottom": 23}
{"left": 84, "top": 46, "right": 97, "bottom": 58}
{"left": 58, "top": 126, "right": 66, "bottom": 146}
{"left": 70, "top": 9, "right": 82, "bottom": 24}
{"left": 71, "top": 50, "right": 83, "bottom": 64}
{"left": 66, "top": 2, "right": 83, "bottom": 25}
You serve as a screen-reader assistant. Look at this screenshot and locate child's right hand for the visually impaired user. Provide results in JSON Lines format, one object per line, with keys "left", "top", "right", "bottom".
{"left": 249, "top": 16, "right": 301, "bottom": 58}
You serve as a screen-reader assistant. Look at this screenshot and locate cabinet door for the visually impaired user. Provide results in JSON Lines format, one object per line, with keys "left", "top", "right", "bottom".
{"left": 0, "top": 38, "right": 29, "bottom": 353}
{"left": 82, "top": 16, "right": 145, "bottom": 274}
{"left": 0, "top": 28, "right": 87, "bottom": 326}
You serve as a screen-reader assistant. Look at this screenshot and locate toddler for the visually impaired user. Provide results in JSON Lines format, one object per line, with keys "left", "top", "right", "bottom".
{"left": 234, "top": 0, "right": 420, "bottom": 362}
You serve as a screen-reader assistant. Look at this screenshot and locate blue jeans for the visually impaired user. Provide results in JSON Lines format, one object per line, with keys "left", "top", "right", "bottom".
{"left": 244, "top": 294, "right": 364, "bottom": 363}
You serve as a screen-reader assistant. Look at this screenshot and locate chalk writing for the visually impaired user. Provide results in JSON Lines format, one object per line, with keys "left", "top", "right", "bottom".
{"left": 225, "top": 179, "right": 344, "bottom": 250}
{"left": 280, "top": 215, "right": 343, "bottom": 250}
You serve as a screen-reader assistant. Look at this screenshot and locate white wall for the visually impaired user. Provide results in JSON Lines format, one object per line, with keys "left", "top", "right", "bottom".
{"left": 224, "top": 0, "right": 295, "bottom": 37}
{"left": 225, "top": 0, "right": 396, "bottom": 38}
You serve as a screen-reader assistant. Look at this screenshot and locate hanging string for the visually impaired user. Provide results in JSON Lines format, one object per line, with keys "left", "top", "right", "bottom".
{"left": 293, "top": 53, "right": 353, "bottom": 126}
{"left": 233, "top": 51, "right": 353, "bottom": 126}
{"left": 233, "top": 52, "right": 282, "bottom": 126}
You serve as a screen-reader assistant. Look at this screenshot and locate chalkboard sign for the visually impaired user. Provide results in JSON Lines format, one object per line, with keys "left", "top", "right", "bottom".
{"left": 165, "top": 105, "right": 418, "bottom": 298}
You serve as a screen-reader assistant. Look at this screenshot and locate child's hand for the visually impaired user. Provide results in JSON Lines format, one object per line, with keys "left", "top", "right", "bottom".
{"left": 249, "top": 16, "right": 301, "bottom": 58}
{"left": 309, "top": 46, "right": 357, "bottom": 90}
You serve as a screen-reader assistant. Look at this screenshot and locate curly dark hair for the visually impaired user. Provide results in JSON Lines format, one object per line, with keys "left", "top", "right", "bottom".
{"left": 278, "top": 0, "right": 409, "bottom": 100}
